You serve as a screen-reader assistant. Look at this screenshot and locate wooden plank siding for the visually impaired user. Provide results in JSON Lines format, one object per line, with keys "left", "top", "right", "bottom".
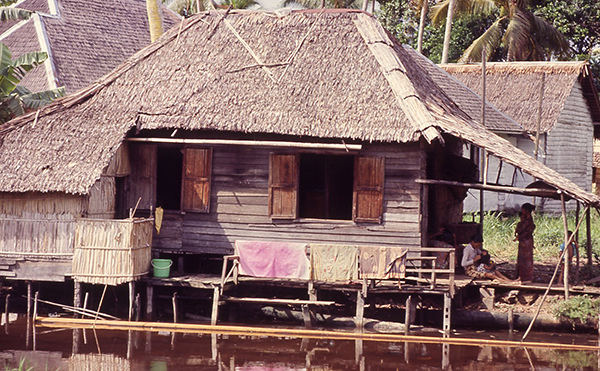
{"left": 151, "top": 142, "right": 425, "bottom": 255}
{"left": 543, "top": 82, "right": 594, "bottom": 213}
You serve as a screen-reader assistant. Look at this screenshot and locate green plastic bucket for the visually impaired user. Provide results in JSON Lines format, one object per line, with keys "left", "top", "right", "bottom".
{"left": 151, "top": 259, "right": 173, "bottom": 278}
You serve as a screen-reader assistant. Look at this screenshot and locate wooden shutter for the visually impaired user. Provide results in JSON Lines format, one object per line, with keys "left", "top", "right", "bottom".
{"left": 125, "top": 144, "right": 156, "bottom": 211}
{"left": 181, "top": 147, "right": 212, "bottom": 213}
{"left": 269, "top": 153, "right": 298, "bottom": 219}
{"left": 353, "top": 156, "right": 385, "bottom": 223}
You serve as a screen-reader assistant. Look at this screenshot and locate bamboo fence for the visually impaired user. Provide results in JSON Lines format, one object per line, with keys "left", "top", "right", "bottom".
{"left": 0, "top": 212, "right": 75, "bottom": 258}
{"left": 72, "top": 217, "right": 153, "bottom": 285}
{"left": 69, "top": 353, "right": 131, "bottom": 371}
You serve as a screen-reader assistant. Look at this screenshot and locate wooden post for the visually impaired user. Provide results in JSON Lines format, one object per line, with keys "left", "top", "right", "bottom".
{"left": 27, "top": 282, "right": 32, "bottom": 319}
{"left": 308, "top": 281, "right": 317, "bottom": 301}
{"left": 211, "top": 286, "right": 220, "bottom": 326}
{"left": 405, "top": 295, "right": 413, "bottom": 335}
{"left": 172, "top": 292, "right": 178, "bottom": 323}
{"left": 128, "top": 281, "right": 135, "bottom": 321}
{"left": 355, "top": 289, "right": 365, "bottom": 329}
{"left": 135, "top": 294, "right": 140, "bottom": 322}
{"left": 4, "top": 293, "right": 9, "bottom": 331}
{"left": 146, "top": 284, "right": 154, "bottom": 321}
{"left": 73, "top": 281, "right": 81, "bottom": 313}
{"left": 442, "top": 342, "right": 450, "bottom": 370}
{"left": 587, "top": 207, "right": 592, "bottom": 266}
{"left": 561, "top": 193, "right": 570, "bottom": 299}
{"left": 508, "top": 307, "right": 514, "bottom": 333}
{"left": 33, "top": 292, "right": 38, "bottom": 321}
{"left": 443, "top": 292, "right": 451, "bottom": 337}
{"left": 301, "top": 304, "right": 312, "bottom": 329}
{"left": 576, "top": 202, "right": 581, "bottom": 283}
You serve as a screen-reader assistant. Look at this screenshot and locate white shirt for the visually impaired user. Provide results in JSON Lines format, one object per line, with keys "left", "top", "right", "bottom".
{"left": 461, "top": 243, "right": 481, "bottom": 268}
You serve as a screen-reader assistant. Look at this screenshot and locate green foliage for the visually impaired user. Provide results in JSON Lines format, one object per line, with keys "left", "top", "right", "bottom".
{"left": 376, "top": 0, "right": 415, "bottom": 45}
{"left": 4, "top": 358, "right": 33, "bottom": 371}
{"left": 552, "top": 295, "right": 600, "bottom": 327}
{"left": 0, "top": 43, "right": 64, "bottom": 124}
{"left": 466, "top": 211, "right": 600, "bottom": 263}
{"left": 550, "top": 349, "right": 600, "bottom": 369}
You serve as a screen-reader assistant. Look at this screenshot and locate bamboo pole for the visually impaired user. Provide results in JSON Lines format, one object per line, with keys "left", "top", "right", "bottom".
{"left": 93, "top": 285, "right": 108, "bottom": 328}
{"left": 521, "top": 204, "right": 589, "bottom": 341}
{"left": 587, "top": 207, "right": 592, "bottom": 266}
{"left": 561, "top": 194, "right": 570, "bottom": 299}
{"left": 36, "top": 317, "right": 600, "bottom": 351}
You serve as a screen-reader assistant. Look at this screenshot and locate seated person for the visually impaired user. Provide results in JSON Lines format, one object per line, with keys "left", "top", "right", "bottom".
{"left": 461, "top": 234, "right": 518, "bottom": 284}
{"left": 557, "top": 231, "right": 579, "bottom": 284}
{"left": 429, "top": 227, "right": 456, "bottom": 269}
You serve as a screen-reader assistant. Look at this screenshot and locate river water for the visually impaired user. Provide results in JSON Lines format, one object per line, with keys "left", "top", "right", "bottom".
{"left": 0, "top": 316, "right": 599, "bottom": 370}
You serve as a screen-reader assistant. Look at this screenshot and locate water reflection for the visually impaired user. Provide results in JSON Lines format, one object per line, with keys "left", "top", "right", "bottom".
{"left": 0, "top": 317, "right": 599, "bottom": 370}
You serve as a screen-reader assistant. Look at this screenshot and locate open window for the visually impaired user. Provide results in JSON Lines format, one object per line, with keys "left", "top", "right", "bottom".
{"left": 269, "top": 152, "right": 384, "bottom": 223}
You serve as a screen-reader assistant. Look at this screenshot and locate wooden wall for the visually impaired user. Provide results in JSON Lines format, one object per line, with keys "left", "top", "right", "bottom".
{"left": 543, "top": 81, "right": 594, "bottom": 214}
{"left": 152, "top": 142, "right": 426, "bottom": 255}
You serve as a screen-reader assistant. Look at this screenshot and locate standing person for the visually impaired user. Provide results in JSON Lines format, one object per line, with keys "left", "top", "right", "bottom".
{"left": 514, "top": 203, "right": 536, "bottom": 283}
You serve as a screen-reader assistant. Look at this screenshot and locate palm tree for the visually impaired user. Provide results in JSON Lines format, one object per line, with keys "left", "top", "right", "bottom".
{"left": 414, "top": 0, "right": 429, "bottom": 54}
{"left": 147, "top": 0, "right": 164, "bottom": 42}
{"left": 0, "top": 43, "right": 65, "bottom": 123}
{"left": 431, "top": 0, "right": 570, "bottom": 62}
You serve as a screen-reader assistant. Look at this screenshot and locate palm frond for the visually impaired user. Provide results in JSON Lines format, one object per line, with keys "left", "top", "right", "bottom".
{"left": 20, "top": 87, "right": 65, "bottom": 110}
{"left": 0, "top": 7, "right": 32, "bottom": 21}
{"left": 530, "top": 15, "right": 571, "bottom": 59}
{"left": 430, "top": 0, "right": 497, "bottom": 26}
{"left": 503, "top": 7, "right": 533, "bottom": 61}
{"left": 458, "top": 16, "right": 504, "bottom": 62}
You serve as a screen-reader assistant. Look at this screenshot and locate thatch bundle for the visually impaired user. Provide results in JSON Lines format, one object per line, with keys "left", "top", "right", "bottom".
{"left": 72, "top": 218, "right": 153, "bottom": 285}
{"left": 103, "top": 143, "right": 131, "bottom": 177}
{"left": 69, "top": 353, "right": 130, "bottom": 371}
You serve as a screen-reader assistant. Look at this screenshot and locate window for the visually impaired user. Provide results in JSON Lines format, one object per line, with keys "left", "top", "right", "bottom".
{"left": 125, "top": 144, "right": 212, "bottom": 213}
{"left": 269, "top": 153, "right": 384, "bottom": 223}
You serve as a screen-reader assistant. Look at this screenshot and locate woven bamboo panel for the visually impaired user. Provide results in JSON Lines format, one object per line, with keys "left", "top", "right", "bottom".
{"left": 72, "top": 217, "right": 153, "bottom": 285}
{"left": 69, "top": 353, "right": 130, "bottom": 371}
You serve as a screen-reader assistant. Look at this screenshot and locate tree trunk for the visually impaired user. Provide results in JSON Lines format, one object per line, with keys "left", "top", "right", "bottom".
{"left": 147, "top": 0, "right": 164, "bottom": 43}
{"left": 441, "top": 0, "right": 456, "bottom": 64}
{"left": 417, "top": 0, "right": 428, "bottom": 54}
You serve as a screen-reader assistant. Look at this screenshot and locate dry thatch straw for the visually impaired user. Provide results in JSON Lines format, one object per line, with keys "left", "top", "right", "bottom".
{"left": 441, "top": 62, "right": 600, "bottom": 133}
{"left": 72, "top": 218, "right": 153, "bottom": 285}
{"left": 0, "top": 10, "right": 598, "bottom": 207}
{"left": 87, "top": 176, "right": 116, "bottom": 218}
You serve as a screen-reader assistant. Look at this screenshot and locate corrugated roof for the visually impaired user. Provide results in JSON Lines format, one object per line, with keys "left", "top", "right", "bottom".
{"left": 1, "top": 0, "right": 181, "bottom": 93}
{"left": 441, "top": 62, "right": 600, "bottom": 133}
{"left": 0, "top": 10, "right": 598, "bottom": 207}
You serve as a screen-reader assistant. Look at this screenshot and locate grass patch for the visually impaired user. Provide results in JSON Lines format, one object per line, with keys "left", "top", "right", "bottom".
{"left": 464, "top": 211, "right": 600, "bottom": 263}
{"left": 552, "top": 295, "right": 600, "bottom": 328}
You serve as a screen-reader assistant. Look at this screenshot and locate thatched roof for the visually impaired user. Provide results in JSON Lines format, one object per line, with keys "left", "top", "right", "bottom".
{"left": 405, "top": 48, "right": 523, "bottom": 133}
{"left": 441, "top": 62, "right": 600, "bottom": 133}
{"left": 1, "top": 0, "right": 180, "bottom": 93}
{"left": 1, "top": 10, "right": 599, "bottom": 207}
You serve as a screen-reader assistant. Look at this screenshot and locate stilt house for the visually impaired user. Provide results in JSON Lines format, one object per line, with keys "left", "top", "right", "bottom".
{"left": 442, "top": 62, "right": 600, "bottom": 214}
{"left": 0, "top": 10, "right": 599, "bottom": 281}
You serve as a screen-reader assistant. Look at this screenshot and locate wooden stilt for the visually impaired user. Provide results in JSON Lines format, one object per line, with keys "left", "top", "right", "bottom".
{"left": 27, "top": 282, "right": 32, "bottom": 319}
{"left": 405, "top": 295, "right": 413, "bottom": 335}
{"left": 576, "top": 202, "right": 581, "bottom": 284}
{"left": 355, "top": 280, "right": 367, "bottom": 329}
{"left": 33, "top": 291, "right": 38, "bottom": 351}
{"left": 172, "top": 292, "right": 178, "bottom": 323}
{"left": 442, "top": 342, "right": 450, "bottom": 370}
{"left": 211, "top": 333, "right": 218, "bottom": 360}
{"left": 587, "top": 208, "right": 592, "bottom": 266}
{"left": 4, "top": 293, "right": 9, "bottom": 332}
{"left": 561, "top": 194, "right": 570, "bottom": 300}
{"left": 211, "top": 286, "right": 220, "bottom": 326}
{"left": 83, "top": 292, "right": 89, "bottom": 312}
{"left": 508, "top": 307, "right": 514, "bottom": 333}
{"left": 146, "top": 284, "right": 154, "bottom": 321}
{"left": 72, "top": 328, "right": 80, "bottom": 355}
{"left": 135, "top": 294, "right": 140, "bottom": 322}
{"left": 308, "top": 281, "right": 317, "bottom": 301}
{"left": 301, "top": 304, "right": 312, "bottom": 329}
{"left": 128, "top": 281, "right": 135, "bottom": 321}
{"left": 443, "top": 292, "right": 451, "bottom": 337}
{"left": 145, "top": 331, "right": 152, "bottom": 353}
{"left": 73, "top": 281, "right": 81, "bottom": 314}
{"left": 178, "top": 256, "right": 184, "bottom": 274}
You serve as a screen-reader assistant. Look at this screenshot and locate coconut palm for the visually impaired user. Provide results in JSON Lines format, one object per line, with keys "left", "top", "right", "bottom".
{"left": 431, "top": 0, "right": 570, "bottom": 62}
{"left": 0, "top": 43, "right": 64, "bottom": 123}
{"left": 414, "top": 0, "right": 429, "bottom": 54}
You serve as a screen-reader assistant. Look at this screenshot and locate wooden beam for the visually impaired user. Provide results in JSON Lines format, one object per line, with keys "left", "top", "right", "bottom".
{"left": 416, "top": 178, "right": 561, "bottom": 198}
{"left": 126, "top": 137, "right": 362, "bottom": 151}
